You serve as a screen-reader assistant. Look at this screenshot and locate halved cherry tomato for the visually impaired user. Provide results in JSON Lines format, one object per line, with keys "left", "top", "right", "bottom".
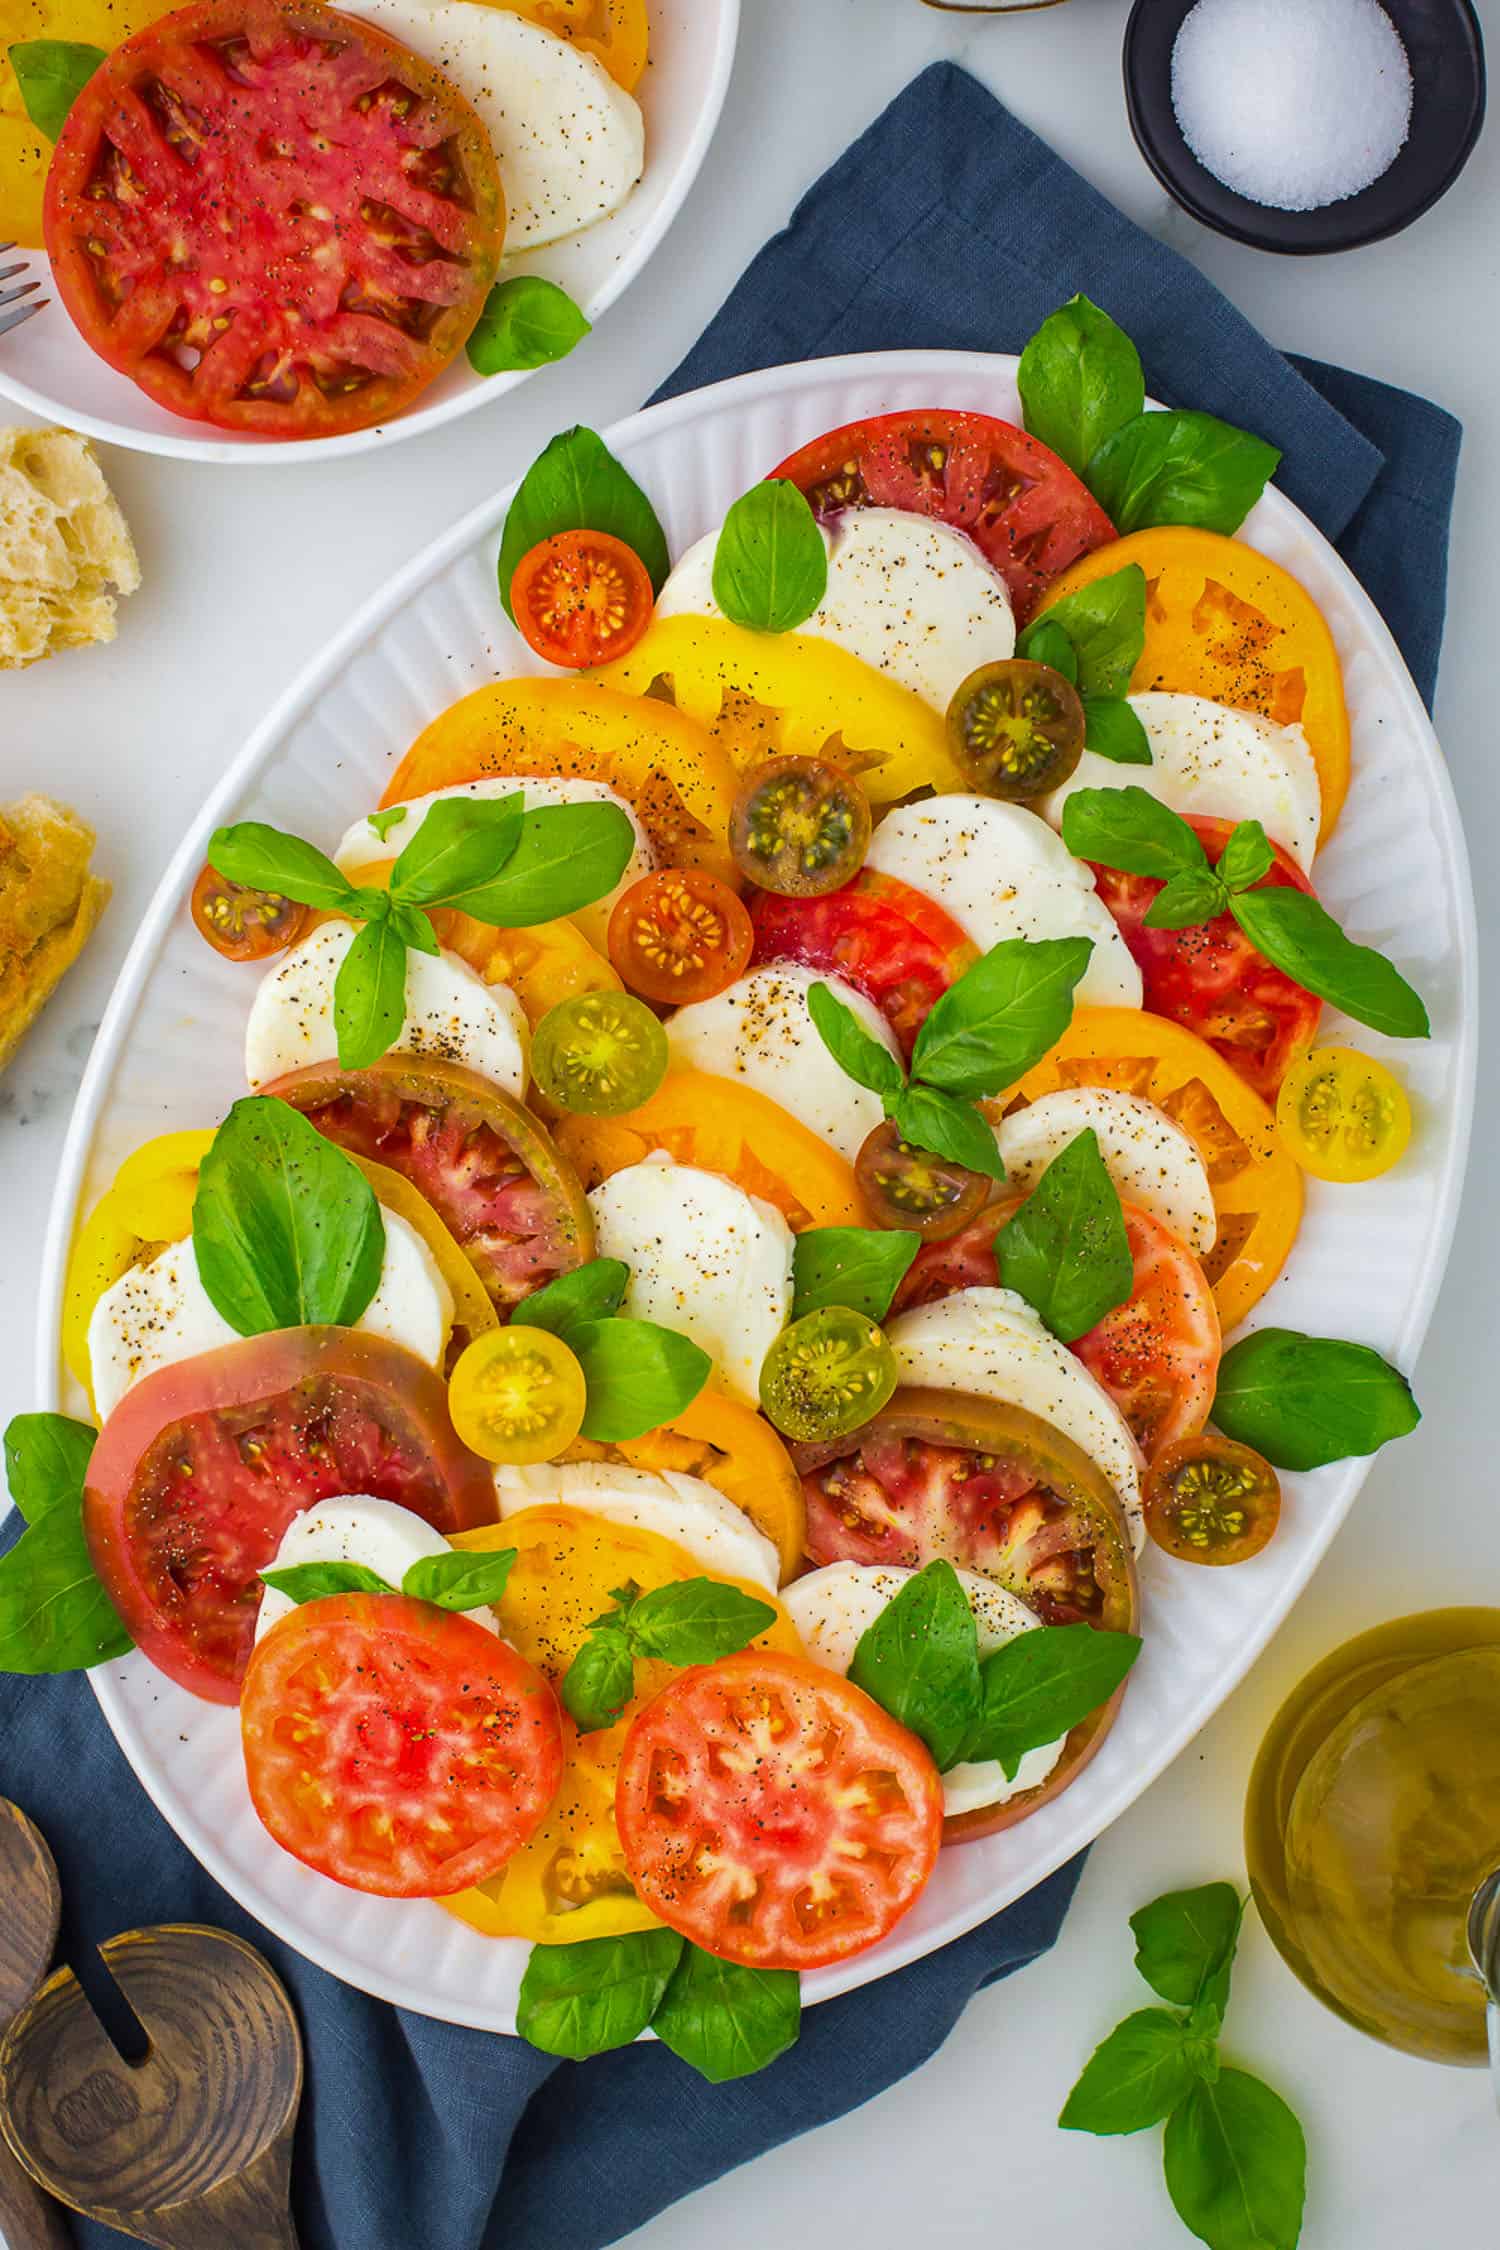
{"left": 190, "top": 865, "right": 305, "bottom": 962}
{"left": 729, "top": 756, "right": 871, "bottom": 897}
{"left": 759, "top": 1306, "right": 897, "bottom": 1442}
{"left": 854, "top": 1119, "right": 991, "bottom": 1240}
{"left": 1144, "top": 1432, "right": 1281, "bottom": 1564}
{"left": 83, "top": 1329, "right": 495, "bottom": 1703}
{"left": 448, "top": 1327, "right": 587, "bottom": 1464}
{"left": 615, "top": 1650, "right": 944, "bottom": 1970}
{"left": 242, "top": 1593, "right": 563, "bottom": 1895}
{"left": 495, "top": 0, "right": 649, "bottom": 89}
{"left": 1275, "top": 1045, "right": 1412, "bottom": 1182}
{"left": 510, "top": 531, "right": 655, "bottom": 670}
{"left": 608, "top": 868, "right": 753, "bottom": 1006}
{"left": 945, "top": 659, "right": 1085, "bottom": 800}
{"left": 749, "top": 867, "right": 977, "bottom": 1060}
{"left": 265, "top": 1053, "right": 593, "bottom": 1313}
{"left": 1089, "top": 816, "right": 1322, "bottom": 1100}
{"left": 530, "top": 990, "right": 668, "bottom": 1116}
{"left": 773, "top": 408, "right": 1118, "bottom": 623}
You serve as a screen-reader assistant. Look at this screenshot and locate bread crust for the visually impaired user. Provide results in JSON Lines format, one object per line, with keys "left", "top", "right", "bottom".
{"left": 0, "top": 795, "right": 110, "bottom": 1073}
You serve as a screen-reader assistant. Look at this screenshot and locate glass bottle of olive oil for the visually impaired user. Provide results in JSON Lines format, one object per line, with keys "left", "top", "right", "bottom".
{"left": 1245, "top": 1609, "right": 1500, "bottom": 2065}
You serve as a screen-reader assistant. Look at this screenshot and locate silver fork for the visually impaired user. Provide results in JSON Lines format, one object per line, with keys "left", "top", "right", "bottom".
{"left": 0, "top": 245, "right": 46, "bottom": 338}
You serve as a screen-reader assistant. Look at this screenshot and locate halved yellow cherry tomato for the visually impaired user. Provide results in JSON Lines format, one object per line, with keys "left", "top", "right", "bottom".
{"left": 729, "top": 755, "right": 871, "bottom": 897}
{"left": 530, "top": 990, "right": 668, "bottom": 1116}
{"left": 490, "top": 0, "right": 648, "bottom": 91}
{"left": 1275, "top": 1044, "right": 1412, "bottom": 1182}
{"left": 759, "top": 1306, "right": 897, "bottom": 1442}
{"left": 448, "top": 1329, "right": 587, "bottom": 1465}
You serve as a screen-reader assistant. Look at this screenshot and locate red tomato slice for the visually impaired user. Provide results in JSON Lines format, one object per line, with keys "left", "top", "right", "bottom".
{"left": 614, "top": 1650, "right": 943, "bottom": 1970}
{"left": 83, "top": 1329, "right": 494, "bottom": 1704}
{"left": 773, "top": 409, "right": 1117, "bottom": 623}
{"left": 242, "top": 1593, "right": 563, "bottom": 1894}
{"left": 43, "top": 0, "right": 504, "bottom": 438}
{"left": 1089, "top": 817, "right": 1322, "bottom": 1100}
{"left": 748, "top": 869, "right": 977, "bottom": 1059}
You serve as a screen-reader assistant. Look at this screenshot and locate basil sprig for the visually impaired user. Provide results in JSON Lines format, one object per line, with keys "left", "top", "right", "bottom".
{"left": 1016, "top": 566, "right": 1153, "bottom": 766}
{"left": 511, "top": 1258, "right": 712, "bottom": 1441}
{"left": 259, "top": 1547, "right": 517, "bottom": 1614}
{"left": 1019, "top": 294, "right": 1280, "bottom": 537}
{"left": 8, "top": 38, "right": 105, "bottom": 140}
{"left": 996, "top": 1127, "right": 1133, "bottom": 1343}
{"left": 1062, "top": 1884, "right": 1307, "bottom": 2250}
{"left": 711, "top": 479, "right": 828, "bottom": 634}
{"left": 209, "top": 794, "right": 634, "bottom": 1071}
{"left": 1212, "top": 1327, "right": 1419, "bottom": 1470}
{"left": 790, "top": 1226, "right": 919, "bottom": 1322}
{"left": 192, "top": 1098, "right": 385, "bottom": 1336}
{"left": 1060, "top": 789, "right": 1430, "bottom": 1040}
{"left": 561, "top": 1577, "right": 776, "bottom": 1734}
{"left": 517, "top": 1930, "right": 799, "bottom": 2080}
{"left": 467, "top": 276, "right": 590, "bottom": 376}
{"left": 498, "top": 425, "right": 670, "bottom": 620}
{"left": 0, "top": 1415, "right": 132, "bottom": 1675}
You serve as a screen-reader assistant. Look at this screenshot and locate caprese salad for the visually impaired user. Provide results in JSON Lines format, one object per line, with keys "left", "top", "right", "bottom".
{"left": 3, "top": 297, "right": 1427, "bottom": 2078}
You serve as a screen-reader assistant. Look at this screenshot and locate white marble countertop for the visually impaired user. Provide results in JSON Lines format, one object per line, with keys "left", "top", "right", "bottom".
{"left": 2, "top": 0, "right": 1497, "bottom": 2242}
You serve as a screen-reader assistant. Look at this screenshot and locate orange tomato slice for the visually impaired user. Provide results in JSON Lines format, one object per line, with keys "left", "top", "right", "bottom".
{"left": 488, "top": 0, "right": 647, "bottom": 91}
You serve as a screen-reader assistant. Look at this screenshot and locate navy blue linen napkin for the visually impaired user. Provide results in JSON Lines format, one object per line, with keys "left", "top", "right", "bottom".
{"left": 0, "top": 60, "right": 1464, "bottom": 2250}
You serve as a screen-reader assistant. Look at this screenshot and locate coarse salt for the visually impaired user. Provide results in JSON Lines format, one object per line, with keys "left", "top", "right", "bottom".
{"left": 1171, "top": 0, "right": 1414, "bottom": 214}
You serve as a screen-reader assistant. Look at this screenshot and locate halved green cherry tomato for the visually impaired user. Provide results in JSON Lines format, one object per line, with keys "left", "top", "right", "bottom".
{"left": 759, "top": 1306, "right": 897, "bottom": 1442}
{"left": 1274, "top": 1045, "right": 1412, "bottom": 1183}
{"left": 510, "top": 530, "right": 655, "bottom": 669}
{"left": 729, "top": 755, "right": 871, "bottom": 897}
{"left": 1144, "top": 1432, "right": 1281, "bottom": 1565}
{"left": 448, "top": 1327, "right": 587, "bottom": 1465}
{"left": 530, "top": 990, "right": 669, "bottom": 1116}
{"left": 945, "top": 659, "right": 1086, "bottom": 801}
{"left": 607, "top": 868, "right": 753, "bottom": 1006}
{"left": 854, "top": 1119, "right": 992, "bottom": 1240}
{"left": 190, "top": 863, "right": 306, "bottom": 962}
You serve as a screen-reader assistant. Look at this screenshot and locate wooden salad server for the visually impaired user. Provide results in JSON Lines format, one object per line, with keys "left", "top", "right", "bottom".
{"left": 0, "top": 1922, "right": 304, "bottom": 2250}
{"left": 0, "top": 1801, "right": 69, "bottom": 2250}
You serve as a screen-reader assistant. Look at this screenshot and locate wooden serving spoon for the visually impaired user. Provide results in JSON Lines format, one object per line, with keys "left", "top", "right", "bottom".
{"left": 0, "top": 1923, "right": 303, "bottom": 2250}
{"left": 0, "top": 1801, "right": 69, "bottom": 2250}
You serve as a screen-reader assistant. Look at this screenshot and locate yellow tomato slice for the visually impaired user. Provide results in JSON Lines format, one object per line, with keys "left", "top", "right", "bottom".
{"left": 343, "top": 1153, "right": 497, "bottom": 1354}
{"left": 1040, "top": 528, "right": 1351, "bottom": 839}
{"left": 486, "top": 0, "right": 647, "bottom": 91}
{"left": 1274, "top": 1045, "right": 1412, "bottom": 1183}
{"left": 0, "top": 0, "right": 181, "bottom": 244}
{"left": 438, "top": 1507, "right": 800, "bottom": 1943}
{"left": 596, "top": 614, "right": 967, "bottom": 805}
{"left": 342, "top": 848, "right": 623, "bottom": 997}
{"left": 999, "top": 1007, "right": 1303, "bottom": 1334}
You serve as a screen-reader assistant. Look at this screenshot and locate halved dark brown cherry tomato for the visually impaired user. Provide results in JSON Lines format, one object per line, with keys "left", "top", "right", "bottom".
{"left": 854, "top": 1119, "right": 991, "bottom": 1240}
{"left": 1143, "top": 1432, "right": 1281, "bottom": 1565}
{"left": 510, "top": 530, "right": 655, "bottom": 669}
{"left": 607, "top": 868, "right": 753, "bottom": 1005}
{"left": 190, "top": 864, "right": 306, "bottom": 963}
{"left": 945, "top": 659, "right": 1085, "bottom": 801}
{"left": 729, "top": 755, "right": 870, "bottom": 897}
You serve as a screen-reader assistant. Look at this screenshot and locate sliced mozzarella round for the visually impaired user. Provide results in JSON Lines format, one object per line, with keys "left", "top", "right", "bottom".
{"left": 254, "top": 1497, "right": 490, "bottom": 1642}
{"left": 666, "top": 964, "right": 899, "bottom": 1162}
{"left": 886, "top": 1284, "right": 1145, "bottom": 1545}
{"left": 1039, "top": 692, "right": 1322, "bottom": 875}
{"left": 865, "top": 797, "right": 1142, "bottom": 1008}
{"left": 337, "top": 0, "right": 643, "bottom": 249}
{"left": 332, "top": 775, "right": 654, "bottom": 917}
{"left": 244, "top": 919, "right": 528, "bottom": 1095}
{"left": 784, "top": 1560, "right": 1066, "bottom": 1817}
{"left": 995, "top": 1088, "right": 1216, "bottom": 1254}
{"left": 656, "top": 508, "right": 1015, "bottom": 713}
{"left": 495, "top": 1463, "right": 779, "bottom": 1593}
{"left": 587, "top": 1155, "right": 794, "bottom": 1406}
{"left": 88, "top": 1210, "right": 454, "bottom": 1423}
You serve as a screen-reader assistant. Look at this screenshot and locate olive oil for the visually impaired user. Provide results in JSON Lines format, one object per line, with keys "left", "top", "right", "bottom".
{"left": 1245, "top": 1609, "right": 1500, "bottom": 2064}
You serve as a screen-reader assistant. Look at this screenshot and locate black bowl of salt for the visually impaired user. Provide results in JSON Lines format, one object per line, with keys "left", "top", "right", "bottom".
{"left": 1124, "top": 0, "right": 1485, "bottom": 255}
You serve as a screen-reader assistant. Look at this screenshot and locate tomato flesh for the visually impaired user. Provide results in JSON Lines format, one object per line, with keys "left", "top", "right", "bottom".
{"left": 510, "top": 531, "right": 655, "bottom": 669}
{"left": 749, "top": 867, "right": 976, "bottom": 1059}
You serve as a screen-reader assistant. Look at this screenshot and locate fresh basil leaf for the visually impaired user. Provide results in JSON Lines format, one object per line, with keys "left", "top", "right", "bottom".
{"left": 962, "top": 1622, "right": 1141, "bottom": 1777}
{"left": 790, "top": 1227, "right": 919, "bottom": 1322}
{"left": 0, "top": 1497, "right": 132, "bottom": 1674}
{"left": 1163, "top": 2071, "right": 1306, "bottom": 2250}
{"left": 4, "top": 1413, "right": 95, "bottom": 1525}
{"left": 1020, "top": 616, "right": 1079, "bottom": 685}
{"left": 805, "top": 980, "right": 905, "bottom": 1098}
{"left": 1143, "top": 868, "right": 1228, "bottom": 932}
{"left": 997, "top": 1127, "right": 1133, "bottom": 1342}
{"left": 517, "top": 1928, "right": 684, "bottom": 2058}
{"left": 562, "top": 1624, "right": 637, "bottom": 1733}
{"left": 1131, "top": 1884, "right": 1244, "bottom": 2012}
{"left": 1217, "top": 819, "right": 1274, "bottom": 894}
{"left": 333, "top": 910, "right": 408, "bottom": 1070}
{"left": 1087, "top": 410, "right": 1280, "bottom": 538}
{"left": 711, "top": 479, "right": 828, "bottom": 635}
{"left": 1059, "top": 2009, "right": 1199, "bottom": 2137}
{"left": 887, "top": 1084, "right": 1007, "bottom": 1180}
{"left": 628, "top": 1579, "right": 776, "bottom": 1665}
{"left": 848, "top": 1559, "right": 982, "bottom": 1770}
{"left": 512, "top": 1258, "right": 631, "bottom": 1344}
{"left": 1213, "top": 1327, "right": 1420, "bottom": 1470}
{"left": 388, "top": 793, "right": 524, "bottom": 910}
{"left": 259, "top": 1561, "right": 391, "bottom": 1605}
{"left": 1228, "top": 887, "right": 1430, "bottom": 1039}
{"left": 570, "top": 1317, "right": 712, "bottom": 1442}
{"left": 1021, "top": 567, "right": 1145, "bottom": 701}
{"left": 652, "top": 1945, "right": 801, "bottom": 2082}
{"left": 402, "top": 1548, "right": 517, "bottom": 1613}
{"left": 452, "top": 802, "right": 636, "bottom": 927}
{"left": 208, "top": 821, "right": 362, "bottom": 914}
{"left": 193, "top": 1098, "right": 385, "bottom": 1336}
{"left": 499, "top": 426, "right": 670, "bottom": 620}
{"left": 910, "top": 936, "right": 1093, "bottom": 1098}
{"left": 1083, "top": 697, "right": 1153, "bottom": 766}
{"left": 8, "top": 38, "right": 106, "bottom": 140}
{"left": 388, "top": 899, "right": 439, "bottom": 957}
{"left": 1061, "top": 787, "right": 1206, "bottom": 881}
{"left": 468, "top": 275, "right": 591, "bottom": 375}
{"left": 366, "top": 807, "right": 408, "bottom": 845}
{"left": 1017, "top": 294, "right": 1145, "bottom": 478}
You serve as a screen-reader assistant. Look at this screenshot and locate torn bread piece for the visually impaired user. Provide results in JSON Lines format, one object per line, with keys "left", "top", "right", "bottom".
{"left": 0, "top": 427, "right": 141, "bottom": 670}
{"left": 0, "top": 797, "right": 110, "bottom": 1074}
